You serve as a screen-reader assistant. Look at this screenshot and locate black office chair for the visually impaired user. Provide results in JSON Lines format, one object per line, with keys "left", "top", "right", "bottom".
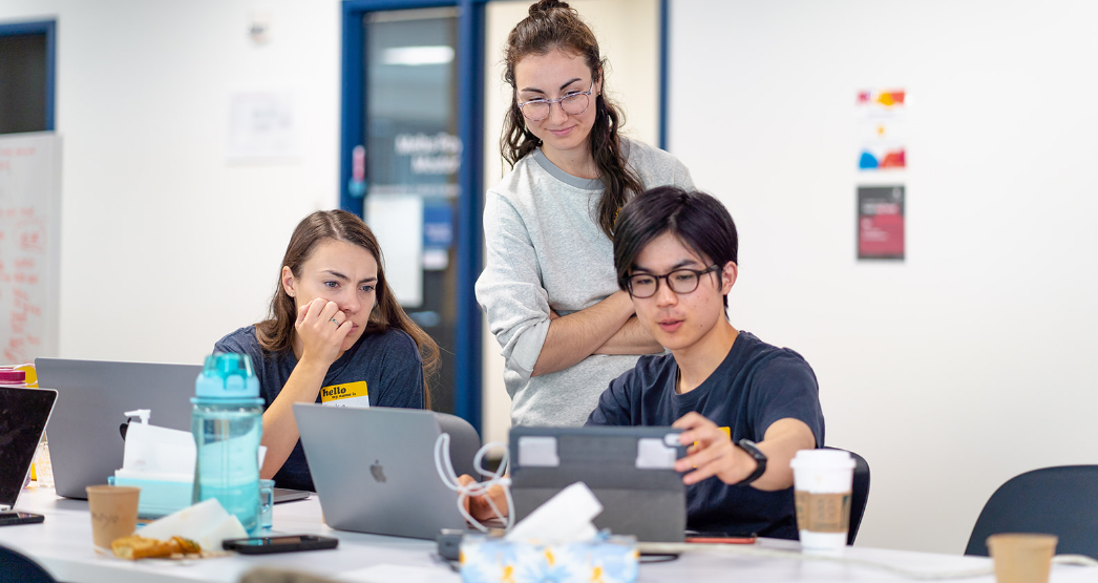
{"left": 434, "top": 412, "right": 482, "bottom": 479}
{"left": 964, "top": 465, "right": 1098, "bottom": 559}
{"left": 822, "top": 447, "right": 871, "bottom": 545}
{"left": 0, "top": 545, "right": 56, "bottom": 583}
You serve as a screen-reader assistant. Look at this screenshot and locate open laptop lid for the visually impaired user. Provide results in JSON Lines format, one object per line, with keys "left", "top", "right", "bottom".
{"left": 0, "top": 387, "right": 57, "bottom": 510}
{"left": 35, "top": 357, "right": 201, "bottom": 499}
{"left": 509, "top": 425, "right": 688, "bottom": 543}
{"left": 293, "top": 404, "right": 467, "bottom": 540}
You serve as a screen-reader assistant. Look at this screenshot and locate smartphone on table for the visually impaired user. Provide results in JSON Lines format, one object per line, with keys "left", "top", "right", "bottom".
{"left": 222, "top": 534, "right": 339, "bottom": 554}
{"left": 0, "top": 512, "right": 45, "bottom": 526}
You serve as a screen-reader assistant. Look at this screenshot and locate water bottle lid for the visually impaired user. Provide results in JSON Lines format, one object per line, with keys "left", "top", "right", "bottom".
{"left": 195, "top": 352, "right": 260, "bottom": 399}
{"left": 0, "top": 369, "right": 26, "bottom": 384}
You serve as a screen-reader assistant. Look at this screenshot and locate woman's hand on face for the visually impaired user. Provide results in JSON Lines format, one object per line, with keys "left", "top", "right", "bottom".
{"left": 294, "top": 297, "right": 352, "bottom": 365}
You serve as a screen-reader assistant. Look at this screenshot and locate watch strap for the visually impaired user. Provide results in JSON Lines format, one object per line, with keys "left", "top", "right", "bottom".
{"left": 735, "top": 438, "right": 767, "bottom": 486}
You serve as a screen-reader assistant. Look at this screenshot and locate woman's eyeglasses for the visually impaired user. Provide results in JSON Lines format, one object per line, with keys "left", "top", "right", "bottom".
{"left": 517, "top": 82, "right": 595, "bottom": 122}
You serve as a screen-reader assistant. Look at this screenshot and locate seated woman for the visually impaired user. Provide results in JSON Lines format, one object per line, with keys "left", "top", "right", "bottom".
{"left": 215, "top": 210, "right": 439, "bottom": 491}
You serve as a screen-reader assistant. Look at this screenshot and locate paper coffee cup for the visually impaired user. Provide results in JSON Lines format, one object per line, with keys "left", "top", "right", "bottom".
{"left": 789, "top": 449, "right": 855, "bottom": 552}
{"left": 987, "top": 533, "right": 1057, "bottom": 583}
{"left": 86, "top": 485, "right": 141, "bottom": 553}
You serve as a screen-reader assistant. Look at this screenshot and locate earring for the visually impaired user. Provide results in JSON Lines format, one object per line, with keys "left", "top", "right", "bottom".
{"left": 288, "top": 291, "right": 295, "bottom": 297}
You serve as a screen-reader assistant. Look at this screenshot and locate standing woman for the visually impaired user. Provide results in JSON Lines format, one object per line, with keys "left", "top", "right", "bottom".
{"left": 476, "top": 0, "right": 694, "bottom": 427}
{"left": 215, "top": 210, "right": 439, "bottom": 491}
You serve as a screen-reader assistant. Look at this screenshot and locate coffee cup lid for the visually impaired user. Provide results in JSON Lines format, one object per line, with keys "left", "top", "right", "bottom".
{"left": 790, "top": 449, "right": 855, "bottom": 469}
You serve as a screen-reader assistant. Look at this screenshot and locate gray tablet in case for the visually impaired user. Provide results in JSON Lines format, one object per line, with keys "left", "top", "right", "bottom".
{"left": 509, "top": 425, "right": 687, "bottom": 543}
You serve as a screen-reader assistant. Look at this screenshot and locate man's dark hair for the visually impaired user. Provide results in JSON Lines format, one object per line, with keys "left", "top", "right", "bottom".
{"left": 613, "top": 186, "right": 738, "bottom": 307}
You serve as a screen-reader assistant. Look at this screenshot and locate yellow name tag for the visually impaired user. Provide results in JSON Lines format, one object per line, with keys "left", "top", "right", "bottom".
{"left": 320, "top": 381, "right": 370, "bottom": 408}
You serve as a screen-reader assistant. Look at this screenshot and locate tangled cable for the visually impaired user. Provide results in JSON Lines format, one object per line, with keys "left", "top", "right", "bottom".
{"left": 434, "top": 432, "right": 514, "bottom": 533}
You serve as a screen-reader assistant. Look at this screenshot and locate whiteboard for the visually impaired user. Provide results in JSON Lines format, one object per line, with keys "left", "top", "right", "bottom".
{"left": 0, "top": 133, "right": 60, "bottom": 363}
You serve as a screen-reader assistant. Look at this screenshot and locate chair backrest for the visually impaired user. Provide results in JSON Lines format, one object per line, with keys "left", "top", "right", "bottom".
{"left": 823, "top": 446, "right": 871, "bottom": 545}
{"left": 433, "top": 412, "right": 481, "bottom": 479}
{"left": 0, "top": 545, "right": 56, "bottom": 583}
{"left": 965, "top": 465, "right": 1098, "bottom": 559}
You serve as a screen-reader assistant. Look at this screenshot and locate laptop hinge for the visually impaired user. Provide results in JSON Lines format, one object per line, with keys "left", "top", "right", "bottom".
{"left": 0, "top": 504, "right": 11, "bottom": 512}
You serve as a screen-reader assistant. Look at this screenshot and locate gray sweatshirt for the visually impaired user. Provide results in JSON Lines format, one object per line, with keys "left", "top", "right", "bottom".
{"left": 476, "top": 138, "right": 694, "bottom": 427}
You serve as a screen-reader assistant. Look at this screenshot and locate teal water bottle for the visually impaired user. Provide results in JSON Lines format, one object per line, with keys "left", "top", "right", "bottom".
{"left": 192, "top": 353, "right": 264, "bottom": 533}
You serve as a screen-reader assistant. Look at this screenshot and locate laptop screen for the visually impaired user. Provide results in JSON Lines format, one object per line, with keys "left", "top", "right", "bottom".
{"left": 0, "top": 387, "right": 56, "bottom": 508}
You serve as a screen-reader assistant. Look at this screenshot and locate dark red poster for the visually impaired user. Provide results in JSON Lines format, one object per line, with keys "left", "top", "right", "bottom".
{"left": 857, "top": 186, "right": 904, "bottom": 260}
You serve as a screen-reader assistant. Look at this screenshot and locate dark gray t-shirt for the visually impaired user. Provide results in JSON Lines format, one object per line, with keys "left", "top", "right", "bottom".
{"left": 587, "top": 331, "right": 825, "bottom": 539}
{"left": 214, "top": 325, "right": 425, "bottom": 491}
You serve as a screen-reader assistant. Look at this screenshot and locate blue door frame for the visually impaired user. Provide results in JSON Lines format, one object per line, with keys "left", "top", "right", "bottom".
{"left": 0, "top": 19, "right": 57, "bottom": 131}
{"left": 340, "top": 0, "right": 486, "bottom": 432}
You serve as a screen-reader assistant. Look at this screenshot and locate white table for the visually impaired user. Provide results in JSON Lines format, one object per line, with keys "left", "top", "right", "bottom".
{"left": 4, "top": 487, "right": 1096, "bottom": 583}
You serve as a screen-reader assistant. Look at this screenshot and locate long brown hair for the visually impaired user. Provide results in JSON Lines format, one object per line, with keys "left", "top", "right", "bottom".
{"left": 256, "top": 210, "right": 439, "bottom": 408}
{"left": 501, "top": 0, "right": 643, "bottom": 239}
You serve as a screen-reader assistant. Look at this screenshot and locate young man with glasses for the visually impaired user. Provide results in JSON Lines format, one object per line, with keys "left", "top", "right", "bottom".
{"left": 586, "top": 186, "right": 825, "bottom": 540}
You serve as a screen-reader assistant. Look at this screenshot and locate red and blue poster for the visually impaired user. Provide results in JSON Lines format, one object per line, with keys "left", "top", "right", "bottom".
{"left": 857, "top": 89, "right": 906, "bottom": 170}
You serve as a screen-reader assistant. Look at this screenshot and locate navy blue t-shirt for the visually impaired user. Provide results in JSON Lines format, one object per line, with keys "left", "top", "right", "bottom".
{"left": 214, "top": 325, "right": 425, "bottom": 492}
{"left": 586, "top": 331, "right": 824, "bottom": 539}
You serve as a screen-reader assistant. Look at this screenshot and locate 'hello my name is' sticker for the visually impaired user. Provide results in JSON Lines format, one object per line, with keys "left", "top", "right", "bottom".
{"left": 320, "top": 381, "right": 369, "bottom": 408}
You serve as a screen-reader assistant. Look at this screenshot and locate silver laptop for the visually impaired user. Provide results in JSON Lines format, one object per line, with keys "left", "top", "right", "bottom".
{"left": 35, "top": 357, "right": 202, "bottom": 499}
{"left": 0, "top": 386, "right": 57, "bottom": 511}
{"left": 509, "top": 425, "right": 688, "bottom": 542}
{"left": 36, "top": 357, "right": 313, "bottom": 504}
{"left": 293, "top": 404, "right": 470, "bottom": 539}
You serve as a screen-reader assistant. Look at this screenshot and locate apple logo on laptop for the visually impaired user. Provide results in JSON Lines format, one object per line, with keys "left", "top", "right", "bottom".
{"left": 369, "top": 460, "right": 386, "bottom": 483}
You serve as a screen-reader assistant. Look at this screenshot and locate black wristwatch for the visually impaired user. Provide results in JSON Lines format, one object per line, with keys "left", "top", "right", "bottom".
{"left": 735, "top": 439, "right": 767, "bottom": 486}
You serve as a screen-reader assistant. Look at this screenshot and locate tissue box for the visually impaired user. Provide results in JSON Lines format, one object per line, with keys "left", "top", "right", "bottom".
{"left": 109, "top": 475, "right": 193, "bottom": 519}
{"left": 459, "top": 533, "right": 638, "bottom": 583}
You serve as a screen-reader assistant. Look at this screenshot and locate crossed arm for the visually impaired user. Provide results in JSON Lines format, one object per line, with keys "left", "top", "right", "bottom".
{"left": 531, "top": 290, "right": 663, "bottom": 377}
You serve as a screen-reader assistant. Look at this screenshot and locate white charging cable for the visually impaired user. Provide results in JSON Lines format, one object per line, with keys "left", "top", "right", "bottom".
{"left": 434, "top": 433, "right": 514, "bottom": 533}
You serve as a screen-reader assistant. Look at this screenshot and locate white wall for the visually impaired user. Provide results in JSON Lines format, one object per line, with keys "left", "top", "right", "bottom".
{"left": 480, "top": 0, "right": 660, "bottom": 445}
{"left": 670, "top": 0, "right": 1098, "bottom": 554}
{"left": 0, "top": 0, "right": 341, "bottom": 363}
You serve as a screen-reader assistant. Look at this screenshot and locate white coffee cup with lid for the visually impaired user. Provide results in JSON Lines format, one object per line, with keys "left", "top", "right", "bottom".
{"left": 789, "top": 449, "right": 856, "bottom": 553}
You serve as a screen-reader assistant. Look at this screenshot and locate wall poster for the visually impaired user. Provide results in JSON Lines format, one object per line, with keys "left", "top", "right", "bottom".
{"left": 857, "top": 89, "right": 906, "bottom": 171}
{"left": 857, "top": 185, "right": 905, "bottom": 260}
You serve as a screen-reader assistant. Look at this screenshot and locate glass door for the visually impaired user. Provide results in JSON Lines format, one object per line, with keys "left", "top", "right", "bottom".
{"left": 358, "top": 8, "right": 461, "bottom": 413}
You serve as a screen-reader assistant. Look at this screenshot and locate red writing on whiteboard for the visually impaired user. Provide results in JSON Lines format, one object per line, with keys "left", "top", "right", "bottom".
{"left": 19, "top": 229, "right": 44, "bottom": 252}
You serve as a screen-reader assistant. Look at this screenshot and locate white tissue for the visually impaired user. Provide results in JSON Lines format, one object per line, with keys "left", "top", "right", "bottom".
{"left": 120, "top": 422, "right": 195, "bottom": 479}
{"left": 137, "top": 498, "right": 248, "bottom": 550}
{"left": 117, "top": 421, "right": 266, "bottom": 481}
{"left": 505, "top": 482, "right": 602, "bottom": 544}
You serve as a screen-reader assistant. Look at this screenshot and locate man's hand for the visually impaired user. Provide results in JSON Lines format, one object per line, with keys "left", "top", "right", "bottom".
{"left": 672, "top": 412, "right": 756, "bottom": 486}
{"left": 457, "top": 475, "right": 509, "bottom": 522}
